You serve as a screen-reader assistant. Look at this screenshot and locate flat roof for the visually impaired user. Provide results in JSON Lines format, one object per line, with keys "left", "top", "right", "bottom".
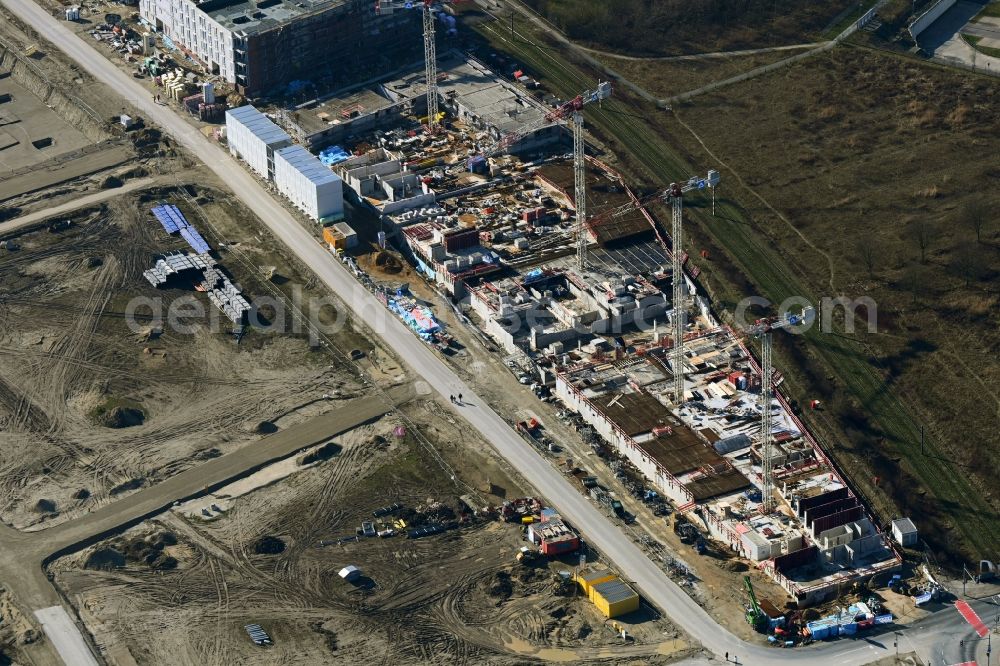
{"left": 383, "top": 54, "right": 553, "bottom": 139}
{"left": 275, "top": 145, "right": 341, "bottom": 186}
{"left": 892, "top": 518, "right": 917, "bottom": 534}
{"left": 686, "top": 468, "right": 751, "bottom": 502}
{"left": 199, "top": 0, "right": 349, "bottom": 34}
{"left": 592, "top": 578, "right": 638, "bottom": 604}
{"left": 226, "top": 105, "right": 291, "bottom": 146}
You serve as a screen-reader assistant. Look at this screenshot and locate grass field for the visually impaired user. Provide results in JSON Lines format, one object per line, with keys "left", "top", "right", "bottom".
{"left": 592, "top": 50, "right": 797, "bottom": 100}
{"left": 469, "top": 12, "right": 1000, "bottom": 566}
{"left": 518, "top": 0, "right": 857, "bottom": 56}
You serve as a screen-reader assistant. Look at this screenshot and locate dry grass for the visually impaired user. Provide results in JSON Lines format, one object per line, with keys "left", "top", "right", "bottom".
{"left": 595, "top": 51, "right": 796, "bottom": 99}
{"left": 665, "top": 47, "right": 1000, "bottom": 562}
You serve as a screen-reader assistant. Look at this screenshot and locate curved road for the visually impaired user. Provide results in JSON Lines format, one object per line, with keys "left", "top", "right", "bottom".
{"left": 0, "top": 391, "right": 397, "bottom": 664}
{"left": 0, "top": 1, "right": 989, "bottom": 664}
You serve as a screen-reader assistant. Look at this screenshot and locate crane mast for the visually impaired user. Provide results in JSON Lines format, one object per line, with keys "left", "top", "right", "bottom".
{"left": 422, "top": 4, "right": 439, "bottom": 131}
{"left": 573, "top": 112, "right": 587, "bottom": 268}
{"left": 669, "top": 183, "right": 685, "bottom": 404}
{"left": 742, "top": 308, "right": 814, "bottom": 514}
{"left": 760, "top": 332, "right": 774, "bottom": 514}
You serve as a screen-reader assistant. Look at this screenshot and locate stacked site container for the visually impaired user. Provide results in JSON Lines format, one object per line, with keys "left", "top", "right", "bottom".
{"left": 225, "top": 105, "right": 292, "bottom": 181}
{"left": 590, "top": 578, "right": 640, "bottom": 618}
{"left": 273, "top": 144, "right": 344, "bottom": 222}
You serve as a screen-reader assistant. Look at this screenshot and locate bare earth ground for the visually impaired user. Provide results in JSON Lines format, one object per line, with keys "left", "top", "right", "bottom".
{"left": 0, "top": 183, "right": 366, "bottom": 531}
{"left": 0, "top": 75, "right": 92, "bottom": 173}
{"left": 50, "top": 412, "right": 695, "bottom": 665}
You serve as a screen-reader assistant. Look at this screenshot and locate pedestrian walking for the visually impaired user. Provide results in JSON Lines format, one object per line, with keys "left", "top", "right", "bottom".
{"left": 725, "top": 652, "right": 728, "bottom": 662}
{"left": 458, "top": 393, "right": 463, "bottom": 404}
{"left": 449, "top": 395, "right": 454, "bottom": 403}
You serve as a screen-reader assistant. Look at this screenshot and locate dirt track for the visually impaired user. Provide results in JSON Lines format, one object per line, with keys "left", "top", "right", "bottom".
{"left": 51, "top": 418, "right": 694, "bottom": 666}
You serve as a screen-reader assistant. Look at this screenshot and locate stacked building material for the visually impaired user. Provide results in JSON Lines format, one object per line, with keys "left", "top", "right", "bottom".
{"left": 142, "top": 251, "right": 215, "bottom": 287}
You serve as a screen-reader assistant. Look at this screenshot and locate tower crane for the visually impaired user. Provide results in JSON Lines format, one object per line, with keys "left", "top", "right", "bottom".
{"left": 663, "top": 171, "right": 720, "bottom": 404}
{"left": 741, "top": 307, "right": 815, "bottom": 514}
{"left": 464, "top": 82, "right": 611, "bottom": 268}
{"left": 375, "top": 1, "right": 462, "bottom": 132}
{"left": 574, "top": 170, "right": 719, "bottom": 403}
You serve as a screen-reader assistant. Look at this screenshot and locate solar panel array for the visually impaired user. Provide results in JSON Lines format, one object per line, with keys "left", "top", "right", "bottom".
{"left": 151, "top": 204, "right": 212, "bottom": 255}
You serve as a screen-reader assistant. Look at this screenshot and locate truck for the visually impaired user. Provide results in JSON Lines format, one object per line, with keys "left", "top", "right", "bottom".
{"left": 610, "top": 500, "right": 625, "bottom": 519}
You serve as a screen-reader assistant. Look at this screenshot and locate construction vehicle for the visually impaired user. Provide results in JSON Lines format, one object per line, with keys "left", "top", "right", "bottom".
{"left": 516, "top": 546, "right": 540, "bottom": 565}
{"left": 744, "top": 575, "right": 768, "bottom": 633}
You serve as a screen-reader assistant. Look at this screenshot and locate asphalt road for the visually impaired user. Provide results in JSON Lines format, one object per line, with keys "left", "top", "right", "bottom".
{"left": 0, "top": 0, "right": 993, "bottom": 664}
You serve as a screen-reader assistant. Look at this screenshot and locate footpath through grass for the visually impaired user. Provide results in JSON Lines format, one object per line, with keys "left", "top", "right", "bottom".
{"left": 470, "top": 13, "right": 1000, "bottom": 564}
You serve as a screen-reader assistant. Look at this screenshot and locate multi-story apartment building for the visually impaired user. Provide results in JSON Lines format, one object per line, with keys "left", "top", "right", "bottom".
{"left": 139, "top": 0, "right": 421, "bottom": 97}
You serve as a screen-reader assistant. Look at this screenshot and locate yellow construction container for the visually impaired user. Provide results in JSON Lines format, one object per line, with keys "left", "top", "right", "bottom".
{"left": 574, "top": 566, "right": 616, "bottom": 597}
{"left": 591, "top": 578, "right": 640, "bottom": 619}
{"left": 323, "top": 226, "right": 347, "bottom": 251}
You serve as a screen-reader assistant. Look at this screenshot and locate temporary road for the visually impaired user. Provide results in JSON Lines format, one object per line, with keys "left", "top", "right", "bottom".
{"left": 0, "top": 390, "right": 397, "bottom": 666}
{"left": 0, "top": 176, "right": 156, "bottom": 236}
{"left": 0, "top": 0, "right": 991, "bottom": 664}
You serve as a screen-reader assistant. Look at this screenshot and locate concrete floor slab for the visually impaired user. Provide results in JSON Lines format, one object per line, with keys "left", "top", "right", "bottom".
{"left": 34, "top": 606, "right": 100, "bottom": 666}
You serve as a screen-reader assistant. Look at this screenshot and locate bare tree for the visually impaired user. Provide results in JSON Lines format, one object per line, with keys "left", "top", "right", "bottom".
{"left": 902, "top": 262, "right": 928, "bottom": 305}
{"left": 951, "top": 242, "right": 987, "bottom": 287}
{"left": 856, "top": 235, "right": 877, "bottom": 279}
{"left": 960, "top": 200, "right": 989, "bottom": 243}
{"left": 907, "top": 218, "right": 932, "bottom": 263}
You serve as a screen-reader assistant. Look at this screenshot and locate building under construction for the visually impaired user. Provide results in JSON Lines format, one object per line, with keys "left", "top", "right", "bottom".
{"left": 139, "top": 0, "right": 422, "bottom": 97}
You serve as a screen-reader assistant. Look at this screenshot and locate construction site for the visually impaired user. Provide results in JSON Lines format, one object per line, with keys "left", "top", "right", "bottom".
{"left": 219, "top": 35, "right": 910, "bottom": 616}
{"left": 49, "top": 406, "right": 694, "bottom": 664}
{"left": 4, "top": 0, "right": 990, "bottom": 663}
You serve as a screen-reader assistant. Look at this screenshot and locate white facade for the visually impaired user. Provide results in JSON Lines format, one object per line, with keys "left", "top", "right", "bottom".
{"left": 225, "top": 106, "right": 292, "bottom": 181}
{"left": 891, "top": 518, "right": 918, "bottom": 547}
{"left": 140, "top": 0, "right": 237, "bottom": 82}
{"left": 274, "top": 145, "right": 344, "bottom": 222}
